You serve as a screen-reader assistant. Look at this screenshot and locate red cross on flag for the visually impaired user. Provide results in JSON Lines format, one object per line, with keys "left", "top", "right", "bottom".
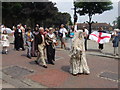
{"left": 89, "top": 31, "right": 111, "bottom": 44}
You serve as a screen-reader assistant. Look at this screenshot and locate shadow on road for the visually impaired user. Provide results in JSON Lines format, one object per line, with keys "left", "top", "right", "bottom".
{"left": 29, "top": 61, "right": 37, "bottom": 65}
{"left": 61, "top": 66, "right": 70, "bottom": 74}
{"left": 89, "top": 54, "right": 119, "bottom": 60}
{"left": 87, "top": 49, "right": 100, "bottom": 52}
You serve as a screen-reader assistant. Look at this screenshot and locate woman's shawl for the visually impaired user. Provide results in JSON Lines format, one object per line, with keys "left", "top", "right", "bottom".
{"left": 70, "top": 30, "right": 85, "bottom": 60}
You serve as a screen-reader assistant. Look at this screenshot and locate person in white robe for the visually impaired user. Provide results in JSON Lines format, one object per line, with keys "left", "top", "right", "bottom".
{"left": 1, "top": 30, "right": 9, "bottom": 54}
{"left": 69, "top": 30, "right": 90, "bottom": 76}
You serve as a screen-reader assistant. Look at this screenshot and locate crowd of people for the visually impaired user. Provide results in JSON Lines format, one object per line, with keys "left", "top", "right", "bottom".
{"left": 0, "top": 23, "right": 120, "bottom": 76}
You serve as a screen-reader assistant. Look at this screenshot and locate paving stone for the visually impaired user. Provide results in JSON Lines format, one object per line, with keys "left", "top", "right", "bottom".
{"left": 2, "top": 72, "right": 30, "bottom": 88}
{"left": 22, "top": 78, "right": 47, "bottom": 88}
{"left": 2, "top": 66, "right": 34, "bottom": 79}
{"left": 99, "top": 72, "right": 118, "bottom": 82}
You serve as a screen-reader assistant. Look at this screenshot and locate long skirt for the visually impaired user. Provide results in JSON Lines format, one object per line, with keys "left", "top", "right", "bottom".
{"left": 46, "top": 43, "right": 55, "bottom": 63}
{"left": 14, "top": 38, "right": 24, "bottom": 50}
{"left": 70, "top": 53, "right": 90, "bottom": 75}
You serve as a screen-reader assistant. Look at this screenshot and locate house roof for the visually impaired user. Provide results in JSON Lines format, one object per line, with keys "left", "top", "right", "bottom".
{"left": 77, "top": 23, "right": 112, "bottom": 27}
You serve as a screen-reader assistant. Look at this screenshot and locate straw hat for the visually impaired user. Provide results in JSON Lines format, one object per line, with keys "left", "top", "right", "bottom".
{"left": 114, "top": 29, "right": 120, "bottom": 32}
{"left": 39, "top": 27, "right": 44, "bottom": 30}
{"left": 49, "top": 27, "right": 53, "bottom": 30}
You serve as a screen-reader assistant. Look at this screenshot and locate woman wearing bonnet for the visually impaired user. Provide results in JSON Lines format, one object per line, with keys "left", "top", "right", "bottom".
{"left": 69, "top": 30, "right": 90, "bottom": 76}
{"left": 45, "top": 27, "right": 57, "bottom": 65}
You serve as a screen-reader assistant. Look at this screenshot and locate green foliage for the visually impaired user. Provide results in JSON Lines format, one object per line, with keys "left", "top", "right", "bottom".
{"left": 2, "top": 2, "right": 72, "bottom": 28}
{"left": 52, "top": 12, "right": 72, "bottom": 27}
{"left": 74, "top": 1, "right": 113, "bottom": 33}
{"left": 75, "top": 1, "right": 113, "bottom": 16}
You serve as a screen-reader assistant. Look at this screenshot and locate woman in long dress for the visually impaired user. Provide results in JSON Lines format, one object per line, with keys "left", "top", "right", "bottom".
{"left": 45, "top": 28, "right": 57, "bottom": 65}
{"left": 69, "top": 30, "right": 90, "bottom": 76}
{"left": 14, "top": 25, "right": 25, "bottom": 51}
{"left": 31, "top": 27, "right": 40, "bottom": 57}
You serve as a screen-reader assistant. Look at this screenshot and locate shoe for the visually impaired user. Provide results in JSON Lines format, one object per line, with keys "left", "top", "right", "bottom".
{"left": 43, "top": 65, "right": 47, "bottom": 68}
{"left": 22, "top": 49, "right": 25, "bottom": 51}
{"left": 84, "top": 73, "right": 90, "bottom": 75}
{"left": 29, "top": 56, "right": 31, "bottom": 59}
{"left": 34, "top": 55, "right": 37, "bottom": 57}
{"left": 53, "top": 59, "right": 55, "bottom": 61}
{"left": 16, "top": 49, "right": 19, "bottom": 51}
{"left": 2, "top": 51, "right": 5, "bottom": 54}
{"left": 35, "top": 61, "right": 39, "bottom": 65}
{"left": 27, "top": 55, "right": 31, "bottom": 59}
{"left": 78, "top": 73, "right": 83, "bottom": 75}
{"left": 84, "top": 72, "right": 90, "bottom": 75}
{"left": 72, "top": 74, "right": 78, "bottom": 76}
{"left": 51, "top": 62, "right": 55, "bottom": 65}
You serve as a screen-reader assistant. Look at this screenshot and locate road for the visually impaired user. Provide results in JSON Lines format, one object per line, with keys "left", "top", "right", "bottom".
{"left": 0, "top": 37, "right": 119, "bottom": 88}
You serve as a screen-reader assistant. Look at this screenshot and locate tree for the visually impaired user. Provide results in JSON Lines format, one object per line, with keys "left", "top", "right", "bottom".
{"left": 112, "top": 20, "right": 117, "bottom": 26}
{"left": 117, "top": 16, "right": 120, "bottom": 29}
{"left": 112, "top": 20, "right": 117, "bottom": 29}
{"left": 52, "top": 12, "right": 72, "bottom": 28}
{"left": 74, "top": 1, "right": 113, "bottom": 34}
{"left": 2, "top": 2, "right": 23, "bottom": 27}
{"left": 2, "top": 2, "right": 72, "bottom": 29}
{"left": 2, "top": 2, "right": 58, "bottom": 28}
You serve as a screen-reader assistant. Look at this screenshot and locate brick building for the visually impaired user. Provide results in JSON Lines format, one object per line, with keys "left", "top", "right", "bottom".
{"left": 77, "top": 23, "right": 113, "bottom": 31}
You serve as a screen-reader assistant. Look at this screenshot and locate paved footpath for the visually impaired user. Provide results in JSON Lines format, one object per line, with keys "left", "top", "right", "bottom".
{"left": 1, "top": 39, "right": 119, "bottom": 88}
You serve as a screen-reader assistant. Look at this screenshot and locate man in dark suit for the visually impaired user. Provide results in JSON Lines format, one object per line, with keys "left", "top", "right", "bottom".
{"left": 14, "top": 25, "right": 25, "bottom": 51}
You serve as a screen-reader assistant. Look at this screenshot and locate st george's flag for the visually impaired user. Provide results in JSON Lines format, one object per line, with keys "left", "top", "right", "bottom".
{"left": 89, "top": 31, "right": 111, "bottom": 44}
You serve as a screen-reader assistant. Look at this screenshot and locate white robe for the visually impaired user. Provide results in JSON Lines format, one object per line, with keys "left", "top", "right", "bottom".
{"left": 69, "top": 30, "right": 90, "bottom": 74}
{"left": 1, "top": 34, "right": 9, "bottom": 47}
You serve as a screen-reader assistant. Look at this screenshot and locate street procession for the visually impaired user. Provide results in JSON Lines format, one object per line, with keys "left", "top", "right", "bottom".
{"left": 0, "top": 0, "right": 120, "bottom": 89}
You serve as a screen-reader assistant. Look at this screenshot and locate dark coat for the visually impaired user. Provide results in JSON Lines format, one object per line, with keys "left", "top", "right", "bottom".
{"left": 33, "top": 31, "right": 43, "bottom": 50}
{"left": 14, "top": 29, "right": 24, "bottom": 50}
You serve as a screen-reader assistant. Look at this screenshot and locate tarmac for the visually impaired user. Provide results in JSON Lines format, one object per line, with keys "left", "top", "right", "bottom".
{"left": 0, "top": 37, "right": 119, "bottom": 88}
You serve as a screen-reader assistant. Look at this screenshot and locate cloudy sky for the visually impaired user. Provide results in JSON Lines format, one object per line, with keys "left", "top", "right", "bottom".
{"left": 51, "top": 0, "right": 120, "bottom": 25}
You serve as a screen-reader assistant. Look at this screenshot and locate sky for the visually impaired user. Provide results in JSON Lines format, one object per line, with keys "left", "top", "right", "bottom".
{"left": 50, "top": 0, "right": 120, "bottom": 25}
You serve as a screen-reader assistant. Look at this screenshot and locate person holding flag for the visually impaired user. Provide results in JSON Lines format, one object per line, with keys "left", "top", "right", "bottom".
{"left": 89, "top": 27, "right": 111, "bottom": 52}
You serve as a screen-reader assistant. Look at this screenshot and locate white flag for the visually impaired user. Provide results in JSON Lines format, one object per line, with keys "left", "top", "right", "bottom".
{"left": 89, "top": 31, "right": 111, "bottom": 44}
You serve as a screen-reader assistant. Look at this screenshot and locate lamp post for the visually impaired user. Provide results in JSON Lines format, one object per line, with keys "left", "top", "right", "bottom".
{"left": 74, "top": 1, "right": 78, "bottom": 25}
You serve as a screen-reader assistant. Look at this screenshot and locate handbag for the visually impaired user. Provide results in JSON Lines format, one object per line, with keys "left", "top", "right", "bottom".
{"left": 58, "top": 32, "right": 63, "bottom": 38}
